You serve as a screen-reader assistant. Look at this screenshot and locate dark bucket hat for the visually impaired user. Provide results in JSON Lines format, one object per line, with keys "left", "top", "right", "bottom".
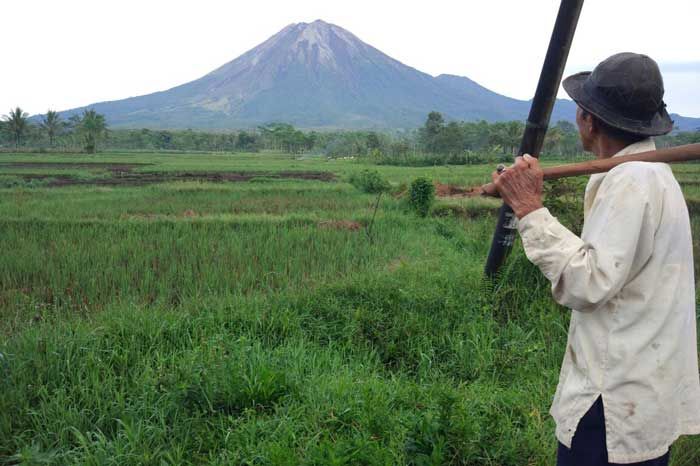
{"left": 563, "top": 52, "right": 674, "bottom": 136}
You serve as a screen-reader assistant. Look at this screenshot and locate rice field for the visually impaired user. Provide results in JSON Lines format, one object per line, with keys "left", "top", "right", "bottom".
{"left": 1, "top": 151, "right": 698, "bottom": 465}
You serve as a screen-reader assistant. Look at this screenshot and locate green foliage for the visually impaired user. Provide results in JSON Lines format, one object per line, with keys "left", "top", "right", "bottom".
{"left": 258, "top": 123, "right": 315, "bottom": 153}
{"left": 348, "top": 169, "right": 390, "bottom": 194}
{"left": 543, "top": 177, "right": 587, "bottom": 235}
{"left": 40, "top": 110, "right": 63, "bottom": 146}
{"left": 77, "top": 109, "right": 108, "bottom": 153}
{"left": 0, "top": 152, "right": 699, "bottom": 464}
{"left": 658, "top": 129, "right": 700, "bottom": 147}
{"left": 2, "top": 107, "right": 30, "bottom": 148}
{"left": 323, "top": 131, "right": 372, "bottom": 158}
{"left": 420, "top": 111, "right": 445, "bottom": 153}
{"left": 408, "top": 177, "right": 435, "bottom": 217}
{"left": 1, "top": 108, "right": 697, "bottom": 170}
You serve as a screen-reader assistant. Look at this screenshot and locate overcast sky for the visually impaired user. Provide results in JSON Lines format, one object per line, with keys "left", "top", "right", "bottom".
{"left": 3, "top": 0, "right": 699, "bottom": 119}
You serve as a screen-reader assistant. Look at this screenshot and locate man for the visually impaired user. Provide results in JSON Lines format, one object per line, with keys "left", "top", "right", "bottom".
{"left": 492, "top": 52, "right": 700, "bottom": 465}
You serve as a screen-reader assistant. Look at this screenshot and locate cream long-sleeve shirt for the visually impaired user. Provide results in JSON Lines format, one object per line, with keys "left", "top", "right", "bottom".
{"left": 517, "top": 138, "right": 700, "bottom": 464}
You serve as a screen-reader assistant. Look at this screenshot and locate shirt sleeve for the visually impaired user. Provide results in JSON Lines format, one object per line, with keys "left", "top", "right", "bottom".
{"left": 517, "top": 171, "right": 651, "bottom": 312}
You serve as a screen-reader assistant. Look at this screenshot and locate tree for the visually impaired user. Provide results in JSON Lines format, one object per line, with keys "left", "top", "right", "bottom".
{"left": 40, "top": 110, "right": 63, "bottom": 147}
{"left": 553, "top": 120, "right": 582, "bottom": 156}
{"left": 555, "top": 120, "right": 577, "bottom": 134}
{"left": 366, "top": 132, "right": 381, "bottom": 151}
{"left": 489, "top": 121, "right": 524, "bottom": 156}
{"left": 156, "top": 130, "right": 172, "bottom": 150}
{"left": 236, "top": 131, "right": 258, "bottom": 151}
{"left": 421, "top": 111, "right": 445, "bottom": 152}
{"left": 436, "top": 121, "right": 464, "bottom": 155}
{"left": 463, "top": 120, "right": 491, "bottom": 151}
{"left": 77, "top": 109, "right": 107, "bottom": 153}
{"left": 259, "top": 123, "right": 313, "bottom": 154}
{"left": 3, "top": 107, "right": 29, "bottom": 148}
{"left": 543, "top": 126, "right": 563, "bottom": 155}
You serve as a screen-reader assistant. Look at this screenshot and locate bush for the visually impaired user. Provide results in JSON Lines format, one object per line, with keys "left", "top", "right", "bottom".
{"left": 409, "top": 177, "right": 435, "bottom": 217}
{"left": 348, "top": 170, "right": 390, "bottom": 194}
{"left": 544, "top": 177, "right": 586, "bottom": 235}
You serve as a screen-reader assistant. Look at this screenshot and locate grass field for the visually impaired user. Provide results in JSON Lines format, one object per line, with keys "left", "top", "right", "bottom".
{"left": 1, "top": 151, "right": 699, "bottom": 465}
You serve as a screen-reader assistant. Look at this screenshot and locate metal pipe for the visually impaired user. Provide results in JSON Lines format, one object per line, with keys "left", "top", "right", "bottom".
{"left": 485, "top": 0, "right": 585, "bottom": 277}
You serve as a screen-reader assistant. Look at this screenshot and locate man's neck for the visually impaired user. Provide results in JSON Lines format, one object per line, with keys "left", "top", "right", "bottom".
{"left": 592, "top": 137, "right": 631, "bottom": 159}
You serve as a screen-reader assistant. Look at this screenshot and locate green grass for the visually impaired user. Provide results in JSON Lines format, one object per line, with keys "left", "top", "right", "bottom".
{"left": 0, "top": 151, "right": 698, "bottom": 465}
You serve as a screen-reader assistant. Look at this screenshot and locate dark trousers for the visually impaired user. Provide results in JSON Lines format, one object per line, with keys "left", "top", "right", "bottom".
{"left": 556, "top": 397, "right": 670, "bottom": 466}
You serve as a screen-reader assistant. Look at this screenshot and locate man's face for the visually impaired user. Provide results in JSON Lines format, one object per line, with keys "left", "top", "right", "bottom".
{"left": 575, "top": 106, "right": 593, "bottom": 152}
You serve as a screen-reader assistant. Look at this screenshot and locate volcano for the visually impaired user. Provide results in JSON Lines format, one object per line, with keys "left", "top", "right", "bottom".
{"left": 56, "top": 20, "right": 699, "bottom": 131}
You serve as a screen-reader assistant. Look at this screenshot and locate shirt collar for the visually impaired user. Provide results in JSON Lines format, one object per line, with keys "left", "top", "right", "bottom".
{"left": 611, "top": 137, "right": 656, "bottom": 158}
{"left": 583, "top": 137, "right": 656, "bottom": 216}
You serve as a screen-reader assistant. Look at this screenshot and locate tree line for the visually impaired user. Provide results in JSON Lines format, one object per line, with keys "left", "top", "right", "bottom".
{"left": 1, "top": 107, "right": 108, "bottom": 153}
{"left": 2, "top": 108, "right": 697, "bottom": 164}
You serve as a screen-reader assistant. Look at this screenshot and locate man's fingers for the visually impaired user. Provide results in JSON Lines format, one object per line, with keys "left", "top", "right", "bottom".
{"left": 523, "top": 154, "right": 540, "bottom": 169}
{"left": 514, "top": 156, "right": 529, "bottom": 169}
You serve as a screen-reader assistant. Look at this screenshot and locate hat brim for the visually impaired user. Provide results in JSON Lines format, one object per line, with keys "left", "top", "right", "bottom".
{"left": 562, "top": 71, "right": 674, "bottom": 136}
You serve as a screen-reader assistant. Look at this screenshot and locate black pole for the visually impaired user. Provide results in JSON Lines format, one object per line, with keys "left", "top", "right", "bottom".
{"left": 484, "top": 0, "right": 584, "bottom": 277}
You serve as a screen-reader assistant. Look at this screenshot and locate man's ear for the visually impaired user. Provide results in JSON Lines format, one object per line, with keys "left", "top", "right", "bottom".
{"left": 583, "top": 112, "right": 597, "bottom": 136}
{"left": 588, "top": 113, "right": 601, "bottom": 135}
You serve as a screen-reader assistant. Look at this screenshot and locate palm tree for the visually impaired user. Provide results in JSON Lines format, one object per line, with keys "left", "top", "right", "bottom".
{"left": 3, "top": 107, "right": 29, "bottom": 148}
{"left": 502, "top": 121, "right": 524, "bottom": 156}
{"left": 544, "top": 126, "right": 563, "bottom": 155}
{"left": 78, "top": 109, "right": 107, "bottom": 153}
{"left": 40, "top": 110, "right": 63, "bottom": 147}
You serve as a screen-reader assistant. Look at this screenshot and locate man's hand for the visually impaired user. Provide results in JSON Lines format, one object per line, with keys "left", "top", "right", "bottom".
{"left": 492, "top": 154, "right": 544, "bottom": 219}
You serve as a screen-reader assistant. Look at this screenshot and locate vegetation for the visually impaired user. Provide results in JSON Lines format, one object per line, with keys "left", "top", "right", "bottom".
{"left": 76, "top": 109, "right": 108, "bottom": 153}
{"left": 3, "top": 110, "right": 697, "bottom": 164}
{"left": 3, "top": 107, "right": 29, "bottom": 148}
{"left": 409, "top": 177, "right": 436, "bottom": 217}
{"left": 349, "top": 169, "right": 391, "bottom": 195}
{"left": 0, "top": 151, "right": 698, "bottom": 464}
{"left": 40, "top": 110, "right": 64, "bottom": 147}
{"left": 348, "top": 169, "right": 391, "bottom": 240}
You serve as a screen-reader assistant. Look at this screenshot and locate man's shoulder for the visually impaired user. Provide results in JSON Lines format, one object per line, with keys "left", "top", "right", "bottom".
{"left": 602, "top": 162, "right": 682, "bottom": 214}
{"left": 605, "top": 161, "right": 673, "bottom": 187}
{"left": 604, "top": 139, "right": 667, "bottom": 184}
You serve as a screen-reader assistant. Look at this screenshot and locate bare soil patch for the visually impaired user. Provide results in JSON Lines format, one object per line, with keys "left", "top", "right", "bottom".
{"left": 8, "top": 168, "right": 336, "bottom": 187}
{"left": 317, "top": 220, "right": 363, "bottom": 231}
{"left": 394, "top": 182, "right": 481, "bottom": 200}
{"left": 434, "top": 183, "right": 473, "bottom": 198}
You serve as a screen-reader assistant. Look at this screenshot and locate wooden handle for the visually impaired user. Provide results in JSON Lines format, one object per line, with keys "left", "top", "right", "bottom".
{"left": 477, "top": 143, "right": 700, "bottom": 197}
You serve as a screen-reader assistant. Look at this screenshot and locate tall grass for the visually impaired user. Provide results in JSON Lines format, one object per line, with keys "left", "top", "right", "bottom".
{"left": 0, "top": 151, "right": 698, "bottom": 465}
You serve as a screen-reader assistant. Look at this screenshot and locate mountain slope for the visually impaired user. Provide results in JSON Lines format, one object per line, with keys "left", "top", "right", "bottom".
{"left": 55, "top": 20, "right": 699, "bottom": 131}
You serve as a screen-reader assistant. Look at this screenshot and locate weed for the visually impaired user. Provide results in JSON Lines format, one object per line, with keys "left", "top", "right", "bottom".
{"left": 409, "top": 177, "right": 435, "bottom": 217}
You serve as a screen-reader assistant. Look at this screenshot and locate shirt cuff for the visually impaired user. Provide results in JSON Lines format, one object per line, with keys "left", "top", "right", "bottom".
{"left": 517, "top": 207, "right": 553, "bottom": 237}
{"left": 515, "top": 207, "right": 579, "bottom": 282}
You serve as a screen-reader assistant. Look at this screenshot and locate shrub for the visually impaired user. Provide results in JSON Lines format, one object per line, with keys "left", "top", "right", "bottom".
{"left": 348, "top": 170, "right": 390, "bottom": 194}
{"left": 409, "top": 177, "right": 435, "bottom": 217}
{"left": 543, "top": 177, "right": 586, "bottom": 235}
